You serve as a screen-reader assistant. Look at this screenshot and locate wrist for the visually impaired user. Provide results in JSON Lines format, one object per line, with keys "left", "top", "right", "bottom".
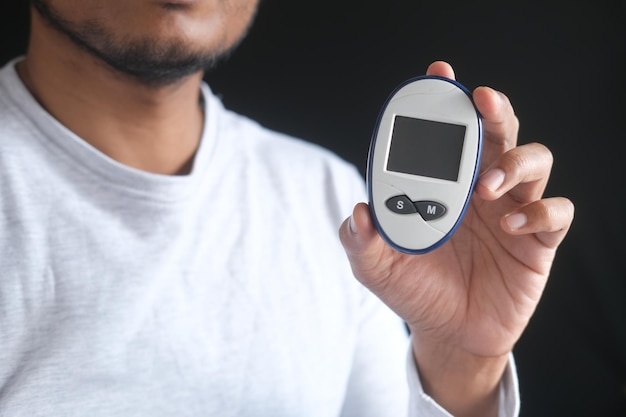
{"left": 410, "top": 334, "right": 509, "bottom": 417}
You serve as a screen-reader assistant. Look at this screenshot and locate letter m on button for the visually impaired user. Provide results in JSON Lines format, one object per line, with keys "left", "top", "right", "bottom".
{"left": 415, "top": 201, "right": 447, "bottom": 221}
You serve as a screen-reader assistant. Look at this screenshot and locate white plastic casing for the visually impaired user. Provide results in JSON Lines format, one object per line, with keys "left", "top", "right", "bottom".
{"left": 367, "top": 76, "right": 482, "bottom": 254}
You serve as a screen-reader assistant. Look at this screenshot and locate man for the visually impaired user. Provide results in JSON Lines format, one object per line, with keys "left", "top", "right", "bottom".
{"left": 0, "top": 1, "right": 574, "bottom": 416}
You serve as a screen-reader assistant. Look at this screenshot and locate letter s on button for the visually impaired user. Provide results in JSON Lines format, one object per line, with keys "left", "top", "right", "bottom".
{"left": 385, "top": 195, "right": 418, "bottom": 214}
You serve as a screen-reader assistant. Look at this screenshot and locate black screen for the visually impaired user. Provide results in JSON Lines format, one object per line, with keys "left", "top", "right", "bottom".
{"left": 386, "top": 115, "right": 466, "bottom": 182}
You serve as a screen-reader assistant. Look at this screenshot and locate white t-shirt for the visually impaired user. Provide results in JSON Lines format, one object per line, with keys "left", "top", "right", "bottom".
{"left": 0, "top": 59, "right": 518, "bottom": 416}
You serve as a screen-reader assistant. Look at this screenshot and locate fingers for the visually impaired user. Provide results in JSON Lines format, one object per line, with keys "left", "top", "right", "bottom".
{"left": 501, "top": 197, "right": 575, "bottom": 249}
{"left": 474, "top": 139, "right": 572, "bottom": 249}
{"left": 476, "top": 142, "right": 553, "bottom": 204}
{"left": 414, "top": 62, "right": 573, "bottom": 249}
{"left": 473, "top": 86, "right": 520, "bottom": 158}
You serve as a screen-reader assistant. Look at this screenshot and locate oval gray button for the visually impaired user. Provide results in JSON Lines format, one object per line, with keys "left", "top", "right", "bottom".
{"left": 414, "top": 201, "right": 447, "bottom": 221}
{"left": 385, "top": 195, "right": 417, "bottom": 214}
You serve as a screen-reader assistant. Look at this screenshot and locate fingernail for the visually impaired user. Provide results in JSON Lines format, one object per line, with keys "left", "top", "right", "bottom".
{"left": 506, "top": 212, "right": 527, "bottom": 230}
{"left": 480, "top": 169, "right": 505, "bottom": 192}
{"left": 349, "top": 216, "right": 358, "bottom": 234}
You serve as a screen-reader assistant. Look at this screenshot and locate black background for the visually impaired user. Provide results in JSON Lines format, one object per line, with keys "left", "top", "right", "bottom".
{"left": 2, "top": 1, "right": 625, "bottom": 415}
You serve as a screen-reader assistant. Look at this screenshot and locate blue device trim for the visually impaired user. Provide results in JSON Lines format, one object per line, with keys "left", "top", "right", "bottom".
{"left": 366, "top": 75, "right": 483, "bottom": 255}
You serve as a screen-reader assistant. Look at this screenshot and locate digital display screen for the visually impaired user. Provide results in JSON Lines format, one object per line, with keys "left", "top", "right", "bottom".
{"left": 386, "top": 115, "right": 466, "bottom": 182}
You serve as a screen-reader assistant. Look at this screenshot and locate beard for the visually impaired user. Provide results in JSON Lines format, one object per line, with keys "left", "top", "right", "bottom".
{"left": 30, "top": 0, "right": 250, "bottom": 88}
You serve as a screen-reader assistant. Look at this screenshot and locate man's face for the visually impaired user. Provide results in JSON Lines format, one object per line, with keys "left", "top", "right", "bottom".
{"left": 31, "top": 0, "right": 260, "bottom": 86}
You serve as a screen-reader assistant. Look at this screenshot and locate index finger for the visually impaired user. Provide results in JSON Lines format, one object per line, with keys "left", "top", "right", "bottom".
{"left": 473, "top": 87, "right": 520, "bottom": 160}
{"left": 425, "top": 64, "right": 519, "bottom": 167}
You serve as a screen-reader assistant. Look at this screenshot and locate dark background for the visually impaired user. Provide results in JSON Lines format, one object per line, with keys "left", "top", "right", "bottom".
{"left": 2, "top": 1, "right": 625, "bottom": 415}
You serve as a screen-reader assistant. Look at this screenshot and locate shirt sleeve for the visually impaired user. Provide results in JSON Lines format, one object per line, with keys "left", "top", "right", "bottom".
{"left": 406, "top": 343, "right": 521, "bottom": 417}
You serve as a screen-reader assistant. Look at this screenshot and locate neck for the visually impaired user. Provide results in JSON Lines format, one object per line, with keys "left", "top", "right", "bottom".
{"left": 18, "top": 10, "right": 205, "bottom": 176}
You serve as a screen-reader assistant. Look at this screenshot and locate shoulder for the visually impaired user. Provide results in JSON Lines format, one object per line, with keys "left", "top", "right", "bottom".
{"left": 209, "top": 88, "right": 366, "bottom": 213}
{"left": 219, "top": 101, "right": 356, "bottom": 173}
{"left": 0, "top": 59, "right": 41, "bottom": 150}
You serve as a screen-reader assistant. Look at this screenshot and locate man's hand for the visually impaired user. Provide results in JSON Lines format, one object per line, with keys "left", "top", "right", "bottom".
{"left": 339, "top": 61, "right": 574, "bottom": 417}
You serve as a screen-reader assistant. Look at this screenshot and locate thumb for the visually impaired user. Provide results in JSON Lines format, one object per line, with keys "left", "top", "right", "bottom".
{"left": 339, "top": 202, "right": 392, "bottom": 290}
{"left": 425, "top": 61, "right": 456, "bottom": 80}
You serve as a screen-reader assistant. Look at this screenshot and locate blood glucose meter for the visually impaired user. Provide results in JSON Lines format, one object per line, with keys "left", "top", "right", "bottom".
{"left": 367, "top": 75, "right": 483, "bottom": 254}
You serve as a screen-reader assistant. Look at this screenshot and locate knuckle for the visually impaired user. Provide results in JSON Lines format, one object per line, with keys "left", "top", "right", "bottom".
{"left": 499, "top": 142, "right": 554, "bottom": 179}
{"left": 546, "top": 202, "right": 561, "bottom": 223}
{"left": 532, "top": 142, "right": 554, "bottom": 165}
{"left": 534, "top": 200, "right": 558, "bottom": 223}
{"left": 533, "top": 197, "right": 574, "bottom": 230}
{"left": 511, "top": 114, "right": 520, "bottom": 134}
{"left": 501, "top": 148, "right": 529, "bottom": 173}
{"left": 562, "top": 197, "right": 575, "bottom": 219}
